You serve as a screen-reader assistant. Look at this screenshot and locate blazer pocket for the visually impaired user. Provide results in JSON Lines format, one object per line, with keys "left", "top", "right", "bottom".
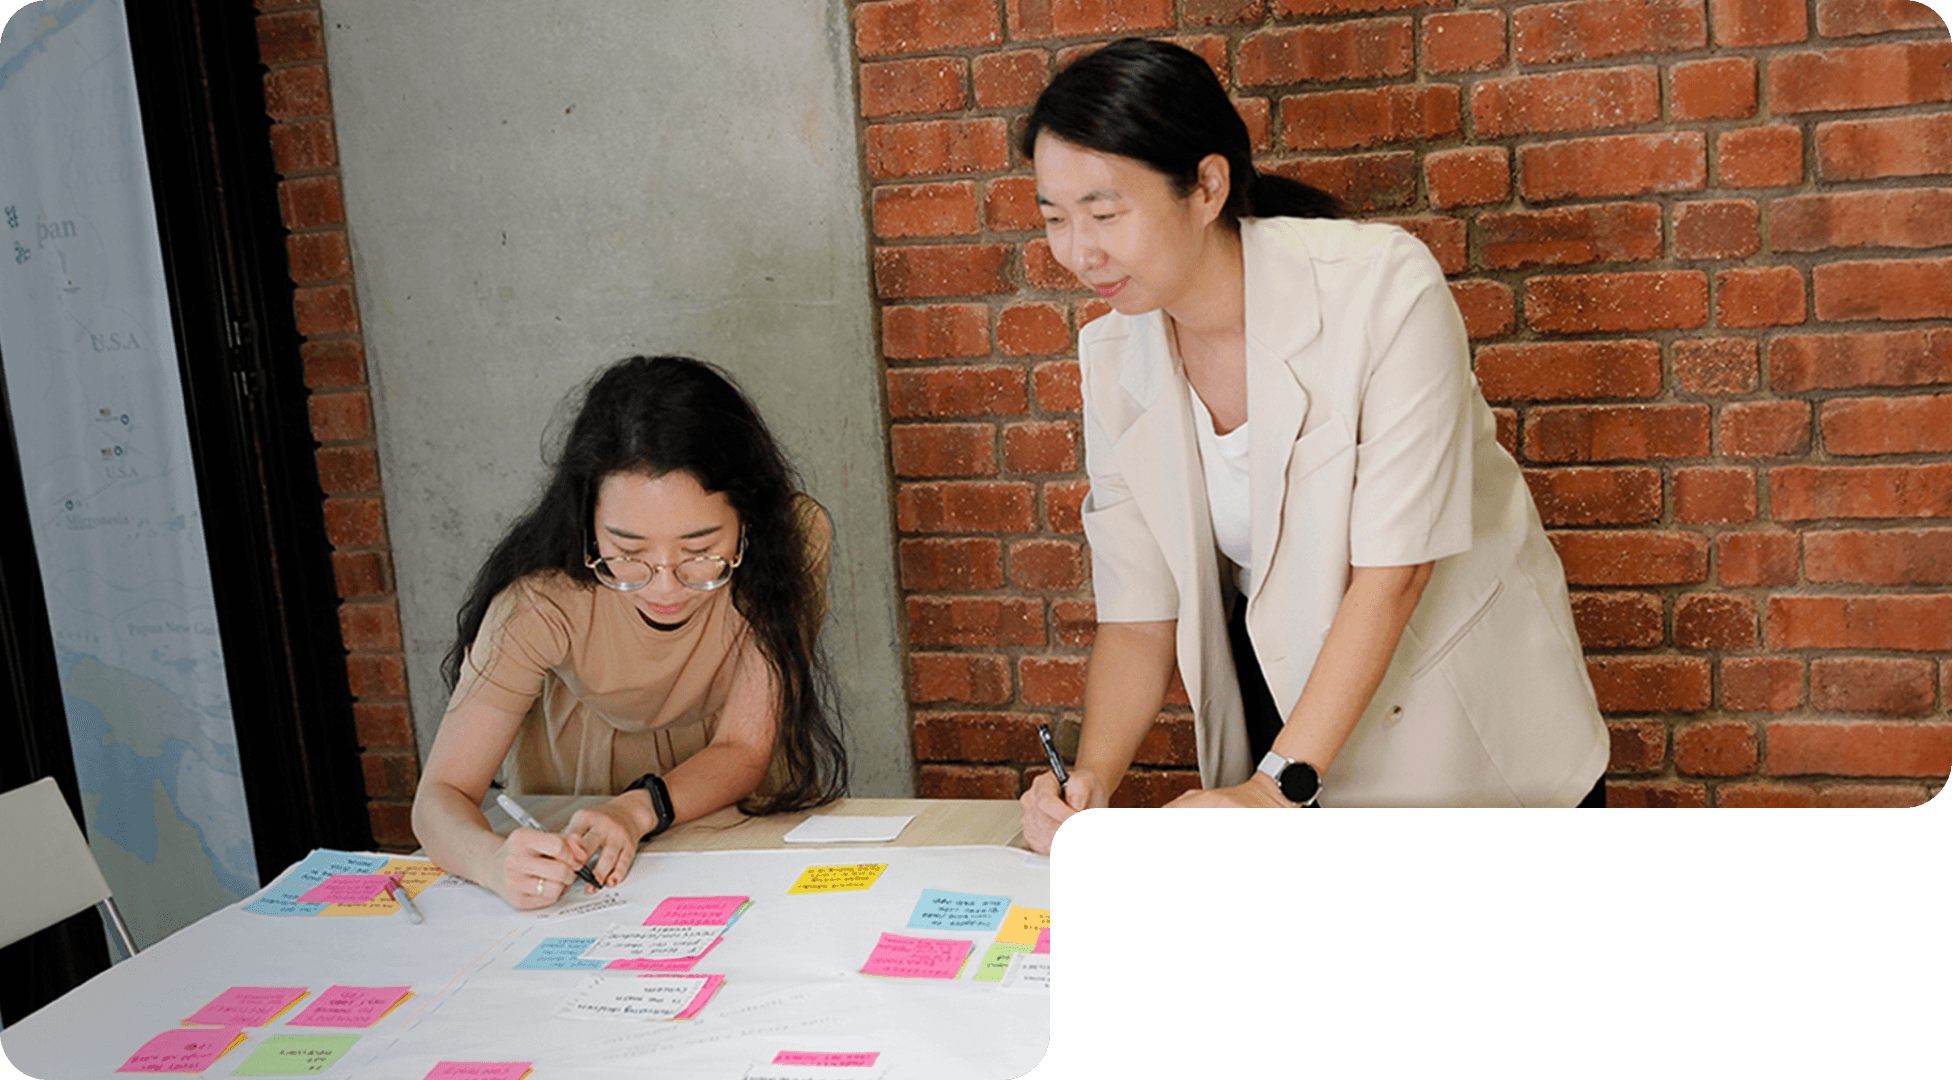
{"left": 1288, "top": 415, "right": 1355, "bottom": 481}
{"left": 1408, "top": 578, "right": 1505, "bottom": 681}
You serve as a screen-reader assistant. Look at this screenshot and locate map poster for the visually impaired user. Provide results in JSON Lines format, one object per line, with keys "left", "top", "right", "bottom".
{"left": 0, "top": 0, "right": 257, "bottom": 944}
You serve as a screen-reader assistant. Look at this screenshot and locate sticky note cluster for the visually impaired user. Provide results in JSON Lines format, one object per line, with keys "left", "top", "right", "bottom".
{"left": 858, "top": 889, "right": 1049, "bottom": 987}
{"left": 119, "top": 983, "right": 413, "bottom": 1072}
{"left": 244, "top": 852, "right": 442, "bottom": 918}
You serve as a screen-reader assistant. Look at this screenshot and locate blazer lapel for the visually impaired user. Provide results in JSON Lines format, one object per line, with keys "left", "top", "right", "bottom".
{"left": 1109, "top": 312, "right": 1215, "bottom": 609}
{"left": 1242, "top": 218, "right": 1324, "bottom": 607}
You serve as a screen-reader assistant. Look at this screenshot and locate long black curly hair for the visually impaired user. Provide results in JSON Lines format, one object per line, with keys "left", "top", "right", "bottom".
{"left": 440, "top": 354, "right": 847, "bottom": 814}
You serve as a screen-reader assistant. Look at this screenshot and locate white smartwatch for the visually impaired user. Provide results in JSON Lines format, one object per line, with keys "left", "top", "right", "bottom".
{"left": 1255, "top": 751, "right": 1322, "bottom": 807}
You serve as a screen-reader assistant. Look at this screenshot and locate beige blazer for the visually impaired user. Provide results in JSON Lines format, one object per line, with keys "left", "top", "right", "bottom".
{"left": 1079, "top": 217, "right": 1608, "bottom": 806}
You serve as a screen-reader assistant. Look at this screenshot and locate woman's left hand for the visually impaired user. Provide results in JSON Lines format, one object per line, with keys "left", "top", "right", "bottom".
{"left": 1163, "top": 774, "right": 1293, "bottom": 808}
{"left": 565, "top": 794, "right": 651, "bottom": 890}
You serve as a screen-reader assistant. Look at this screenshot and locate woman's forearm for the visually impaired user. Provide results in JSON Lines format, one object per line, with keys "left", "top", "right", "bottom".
{"left": 656, "top": 741, "right": 772, "bottom": 825}
{"left": 1271, "top": 562, "right": 1433, "bottom": 772}
{"left": 1075, "top": 619, "right": 1179, "bottom": 797}
{"left": 412, "top": 777, "right": 510, "bottom": 884}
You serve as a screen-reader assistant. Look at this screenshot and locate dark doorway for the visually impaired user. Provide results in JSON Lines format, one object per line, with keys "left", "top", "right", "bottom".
{"left": 0, "top": 0, "right": 371, "bottom": 1023}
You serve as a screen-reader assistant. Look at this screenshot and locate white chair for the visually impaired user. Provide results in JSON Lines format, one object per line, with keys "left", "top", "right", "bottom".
{"left": 0, "top": 777, "right": 140, "bottom": 960}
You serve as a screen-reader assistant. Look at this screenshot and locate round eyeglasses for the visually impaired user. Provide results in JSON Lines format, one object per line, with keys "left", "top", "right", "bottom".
{"left": 585, "top": 534, "right": 745, "bottom": 593}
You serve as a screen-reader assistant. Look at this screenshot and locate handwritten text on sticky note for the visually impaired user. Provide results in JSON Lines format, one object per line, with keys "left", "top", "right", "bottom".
{"left": 285, "top": 985, "right": 410, "bottom": 1028}
{"left": 116, "top": 1026, "right": 246, "bottom": 1073}
{"left": 295, "top": 874, "right": 394, "bottom": 904}
{"left": 580, "top": 923, "right": 724, "bottom": 961}
{"left": 787, "top": 863, "right": 887, "bottom": 894}
{"left": 859, "top": 932, "right": 973, "bottom": 979}
{"left": 995, "top": 905, "right": 1050, "bottom": 945}
{"left": 422, "top": 1062, "right": 533, "bottom": 1080}
{"left": 906, "top": 888, "right": 1010, "bottom": 931}
{"left": 229, "top": 1034, "right": 360, "bottom": 1075}
{"left": 554, "top": 974, "right": 721, "bottom": 1022}
{"left": 183, "top": 987, "right": 308, "bottom": 1027}
{"left": 999, "top": 951, "right": 1051, "bottom": 991}
{"left": 513, "top": 938, "right": 605, "bottom": 971}
{"left": 772, "top": 1051, "right": 881, "bottom": 1066}
{"left": 974, "top": 941, "right": 1033, "bottom": 981}
{"left": 603, "top": 937, "right": 718, "bottom": 973}
{"left": 646, "top": 895, "right": 749, "bottom": 925}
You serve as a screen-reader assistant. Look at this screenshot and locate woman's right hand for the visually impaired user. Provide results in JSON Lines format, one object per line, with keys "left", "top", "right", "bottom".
{"left": 1020, "top": 768, "right": 1106, "bottom": 855}
{"left": 492, "top": 826, "right": 590, "bottom": 910}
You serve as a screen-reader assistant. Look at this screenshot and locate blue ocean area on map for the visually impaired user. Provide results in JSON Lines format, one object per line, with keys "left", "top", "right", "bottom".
{"left": 0, "top": 2, "right": 99, "bottom": 89}
{"left": 57, "top": 648, "right": 256, "bottom": 898}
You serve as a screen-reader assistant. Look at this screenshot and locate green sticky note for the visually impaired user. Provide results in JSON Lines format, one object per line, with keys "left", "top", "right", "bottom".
{"left": 974, "top": 940, "right": 1033, "bottom": 982}
{"left": 229, "top": 1034, "right": 360, "bottom": 1075}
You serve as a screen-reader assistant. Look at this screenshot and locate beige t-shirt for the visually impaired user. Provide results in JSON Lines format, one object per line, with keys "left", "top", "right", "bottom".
{"left": 447, "top": 497, "right": 830, "bottom": 796}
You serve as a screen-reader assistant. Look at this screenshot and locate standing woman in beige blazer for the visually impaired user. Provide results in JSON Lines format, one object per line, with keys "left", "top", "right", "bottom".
{"left": 1019, "top": 40, "right": 1609, "bottom": 852}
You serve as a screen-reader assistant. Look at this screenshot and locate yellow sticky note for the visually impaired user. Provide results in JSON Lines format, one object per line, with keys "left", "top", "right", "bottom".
{"left": 995, "top": 905, "right": 1049, "bottom": 945}
{"left": 316, "top": 899, "right": 397, "bottom": 918}
{"left": 376, "top": 859, "right": 444, "bottom": 897}
{"left": 787, "top": 863, "right": 888, "bottom": 895}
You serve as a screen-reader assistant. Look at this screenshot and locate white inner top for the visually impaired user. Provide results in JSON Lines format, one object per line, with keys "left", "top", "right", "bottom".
{"left": 1187, "top": 385, "right": 1254, "bottom": 595}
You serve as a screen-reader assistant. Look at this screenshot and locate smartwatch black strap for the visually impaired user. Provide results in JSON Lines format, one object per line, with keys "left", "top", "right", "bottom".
{"left": 623, "top": 772, "right": 675, "bottom": 841}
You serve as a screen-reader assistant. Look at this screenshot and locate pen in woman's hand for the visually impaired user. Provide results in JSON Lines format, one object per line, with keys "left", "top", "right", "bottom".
{"left": 497, "top": 791, "right": 603, "bottom": 891}
{"left": 1036, "top": 723, "right": 1069, "bottom": 800}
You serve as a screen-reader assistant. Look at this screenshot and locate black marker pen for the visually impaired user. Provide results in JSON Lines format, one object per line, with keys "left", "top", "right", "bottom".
{"left": 1036, "top": 722, "right": 1069, "bottom": 800}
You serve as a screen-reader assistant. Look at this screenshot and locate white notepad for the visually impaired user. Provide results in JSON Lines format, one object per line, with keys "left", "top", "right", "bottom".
{"left": 781, "top": 814, "right": 916, "bottom": 844}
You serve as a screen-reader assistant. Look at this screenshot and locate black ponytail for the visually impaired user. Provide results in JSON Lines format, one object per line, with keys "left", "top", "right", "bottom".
{"left": 1021, "top": 38, "right": 1340, "bottom": 223}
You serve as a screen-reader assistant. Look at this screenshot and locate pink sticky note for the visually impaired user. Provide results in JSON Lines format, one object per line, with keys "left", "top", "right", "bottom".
{"left": 286, "top": 985, "right": 412, "bottom": 1028}
{"left": 1034, "top": 928, "right": 1050, "bottom": 954}
{"left": 183, "top": 986, "right": 308, "bottom": 1027}
{"left": 116, "top": 1026, "right": 245, "bottom": 1073}
{"left": 296, "top": 874, "right": 396, "bottom": 904}
{"left": 604, "top": 934, "right": 720, "bottom": 973}
{"left": 772, "top": 1051, "right": 881, "bottom": 1067}
{"left": 859, "top": 932, "right": 973, "bottom": 979}
{"left": 645, "top": 895, "right": 748, "bottom": 925}
{"left": 671, "top": 973, "right": 725, "bottom": 1020}
{"left": 422, "top": 1063, "right": 532, "bottom": 1080}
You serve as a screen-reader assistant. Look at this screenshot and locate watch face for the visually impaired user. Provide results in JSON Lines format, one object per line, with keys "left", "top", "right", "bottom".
{"left": 1279, "top": 761, "right": 1320, "bottom": 804}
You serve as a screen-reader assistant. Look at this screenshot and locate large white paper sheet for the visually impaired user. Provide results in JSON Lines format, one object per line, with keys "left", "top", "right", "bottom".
{"left": 1, "top": 844, "right": 1047, "bottom": 1080}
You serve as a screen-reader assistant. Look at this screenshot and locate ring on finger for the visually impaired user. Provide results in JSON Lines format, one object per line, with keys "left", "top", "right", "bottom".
{"left": 534, "top": 877, "right": 544, "bottom": 897}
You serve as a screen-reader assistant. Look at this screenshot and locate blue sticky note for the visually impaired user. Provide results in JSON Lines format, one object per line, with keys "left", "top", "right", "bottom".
{"left": 245, "top": 850, "right": 389, "bottom": 917}
{"left": 514, "top": 937, "right": 606, "bottom": 971}
{"left": 906, "top": 888, "right": 1012, "bottom": 931}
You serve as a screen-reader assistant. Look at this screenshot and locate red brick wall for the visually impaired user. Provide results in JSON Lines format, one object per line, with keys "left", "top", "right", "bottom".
{"left": 253, "top": 1, "right": 419, "bottom": 848}
{"left": 852, "top": 0, "right": 1952, "bottom": 806}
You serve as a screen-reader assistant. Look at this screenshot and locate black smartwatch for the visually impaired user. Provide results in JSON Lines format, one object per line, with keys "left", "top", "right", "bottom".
{"left": 1254, "top": 751, "right": 1323, "bottom": 807}
{"left": 622, "top": 772, "right": 675, "bottom": 840}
